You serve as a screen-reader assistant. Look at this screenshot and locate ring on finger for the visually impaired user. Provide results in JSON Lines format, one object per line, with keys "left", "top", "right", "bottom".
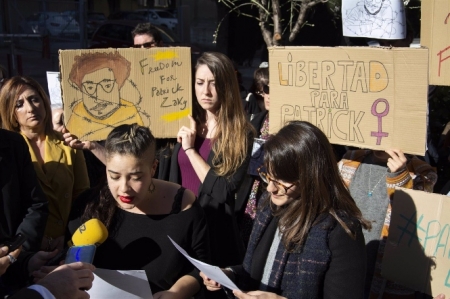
{"left": 7, "top": 254, "right": 17, "bottom": 264}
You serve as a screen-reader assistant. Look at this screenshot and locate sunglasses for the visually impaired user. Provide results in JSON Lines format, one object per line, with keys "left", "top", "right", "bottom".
{"left": 256, "top": 85, "right": 269, "bottom": 96}
{"left": 133, "top": 41, "right": 157, "bottom": 48}
{"left": 257, "top": 166, "right": 295, "bottom": 195}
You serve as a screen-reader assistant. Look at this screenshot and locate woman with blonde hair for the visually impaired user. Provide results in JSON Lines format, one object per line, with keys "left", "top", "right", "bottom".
{"left": 0, "top": 76, "right": 89, "bottom": 251}
{"left": 171, "top": 52, "right": 255, "bottom": 269}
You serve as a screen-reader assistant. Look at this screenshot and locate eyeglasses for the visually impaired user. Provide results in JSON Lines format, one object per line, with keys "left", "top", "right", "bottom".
{"left": 82, "top": 79, "right": 116, "bottom": 95}
{"left": 257, "top": 166, "right": 295, "bottom": 195}
{"left": 133, "top": 41, "right": 157, "bottom": 48}
{"left": 256, "top": 85, "right": 269, "bottom": 96}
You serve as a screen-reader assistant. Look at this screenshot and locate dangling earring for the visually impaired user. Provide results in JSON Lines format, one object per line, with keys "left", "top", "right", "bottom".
{"left": 148, "top": 181, "right": 156, "bottom": 194}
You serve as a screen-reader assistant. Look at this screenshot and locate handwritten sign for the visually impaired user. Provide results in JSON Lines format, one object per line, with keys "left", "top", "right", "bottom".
{"left": 59, "top": 48, "right": 191, "bottom": 140}
{"left": 268, "top": 46, "right": 428, "bottom": 155}
{"left": 421, "top": 0, "right": 450, "bottom": 86}
{"left": 342, "top": 0, "right": 406, "bottom": 39}
{"left": 382, "top": 188, "right": 450, "bottom": 297}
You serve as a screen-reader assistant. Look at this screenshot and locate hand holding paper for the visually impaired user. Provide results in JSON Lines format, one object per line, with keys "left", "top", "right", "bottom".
{"left": 168, "top": 236, "right": 240, "bottom": 291}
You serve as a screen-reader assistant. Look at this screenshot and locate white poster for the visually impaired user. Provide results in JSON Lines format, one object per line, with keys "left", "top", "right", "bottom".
{"left": 46, "top": 71, "right": 62, "bottom": 109}
{"left": 342, "top": 0, "right": 406, "bottom": 39}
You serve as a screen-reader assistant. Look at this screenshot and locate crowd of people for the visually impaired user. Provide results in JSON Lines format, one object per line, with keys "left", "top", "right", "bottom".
{"left": 0, "top": 21, "right": 448, "bottom": 299}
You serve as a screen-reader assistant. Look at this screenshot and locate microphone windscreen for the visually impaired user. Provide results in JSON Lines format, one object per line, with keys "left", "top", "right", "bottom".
{"left": 70, "top": 218, "right": 108, "bottom": 247}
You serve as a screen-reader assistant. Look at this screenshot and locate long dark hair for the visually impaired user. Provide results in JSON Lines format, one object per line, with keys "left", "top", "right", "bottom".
{"left": 81, "top": 124, "right": 156, "bottom": 229}
{"left": 192, "top": 52, "right": 255, "bottom": 177}
{"left": 263, "top": 121, "right": 370, "bottom": 251}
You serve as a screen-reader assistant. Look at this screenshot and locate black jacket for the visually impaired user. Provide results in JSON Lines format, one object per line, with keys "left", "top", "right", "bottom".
{"left": 168, "top": 138, "right": 253, "bottom": 267}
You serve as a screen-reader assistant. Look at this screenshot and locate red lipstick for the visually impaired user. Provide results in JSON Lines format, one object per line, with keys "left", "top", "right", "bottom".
{"left": 119, "top": 196, "right": 133, "bottom": 203}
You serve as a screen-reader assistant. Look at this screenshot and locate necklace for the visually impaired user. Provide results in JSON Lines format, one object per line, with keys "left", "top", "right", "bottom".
{"left": 368, "top": 165, "right": 385, "bottom": 197}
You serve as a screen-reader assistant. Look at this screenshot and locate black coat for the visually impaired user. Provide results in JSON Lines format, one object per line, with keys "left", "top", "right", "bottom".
{"left": 0, "top": 129, "right": 48, "bottom": 251}
{"left": 0, "top": 129, "right": 48, "bottom": 294}
{"left": 168, "top": 139, "right": 252, "bottom": 267}
{"left": 235, "top": 111, "right": 268, "bottom": 217}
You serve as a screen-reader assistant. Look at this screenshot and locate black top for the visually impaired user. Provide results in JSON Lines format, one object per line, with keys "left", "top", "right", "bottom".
{"left": 67, "top": 187, "right": 209, "bottom": 294}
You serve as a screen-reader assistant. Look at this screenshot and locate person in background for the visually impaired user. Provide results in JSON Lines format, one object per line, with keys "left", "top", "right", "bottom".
{"left": 0, "top": 76, "right": 90, "bottom": 251}
{"left": 236, "top": 64, "right": 270, "bottom": 246}
{"left": 65, "top": 124, "right": 208, "bottom": 298}
{"left": 0, "top": 65, "right": 7, "bottom": 91}
{"left": 338, "top": 149, "right": 437, "bottom": 299}
{"left": 201, "top": 121, "right": 369, "bottom": 298}
{"left": 132, "top": 22, "right": 163, "bottom": 48}
{"left": 242, "top": 62, "right": 268, "bottom": 115}
{"left": 170, "top": 52, "right": 255, "bottom": 278}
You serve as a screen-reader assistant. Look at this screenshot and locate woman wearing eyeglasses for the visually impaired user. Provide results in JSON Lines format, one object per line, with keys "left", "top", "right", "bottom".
{"left": 0, "top": 76, "right": 89, "bottom": 251}
{"left": 201, "top": 121, "right": 370, "bottom": 299}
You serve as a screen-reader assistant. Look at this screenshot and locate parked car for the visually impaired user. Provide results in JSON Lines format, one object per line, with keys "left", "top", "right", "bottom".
{"left": 89, "top": 20, "right": 201, "bottom": 61}
{"left": 108, "top": 11, "right": 147, "bottom": 21}
{"left": 20, "top": 12, "right": 79, "bottom": 36}
{"left": 135, "top": 9, "right": 178, "bottom": 32}
{"left": 87, "top": 12, "right": 106, "bottom": 37}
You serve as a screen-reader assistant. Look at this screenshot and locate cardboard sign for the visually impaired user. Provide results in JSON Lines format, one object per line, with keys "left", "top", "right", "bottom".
{"left": 59, "top": 48, "right": 191, "bottom": 140}
{"left": 341, "top": 0, "right": 406, "bottom": 39}
{"left": 268, "top": 46, "right": 428, "bottom": 155}
{"left": 421, "top": 0, "right": 450, "bottom": 86}
{"left": 381, "top": 188, "right": 450, "bottom": 297}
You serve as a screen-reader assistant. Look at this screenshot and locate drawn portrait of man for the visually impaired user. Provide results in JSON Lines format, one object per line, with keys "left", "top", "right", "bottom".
{"left": 66, "top": 52, "right": 146, "bottom": 140}
{"left": 343, "top": 0, "right": 406, "bottom": 39}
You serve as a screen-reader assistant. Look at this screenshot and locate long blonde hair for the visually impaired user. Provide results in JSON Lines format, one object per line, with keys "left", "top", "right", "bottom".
{"left": 193, "top": 52, "right": 255, "bottom": 177}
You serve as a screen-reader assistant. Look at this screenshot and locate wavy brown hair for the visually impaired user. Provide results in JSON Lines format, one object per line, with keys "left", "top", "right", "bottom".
{"left": 263, "top": 121, "right": 371, "bottom": 251}
{"left": 193, "top": 52, "right": 255, "bottom": 177}
{"left": 0, "top": 76, "right": 54, "bottom": 135}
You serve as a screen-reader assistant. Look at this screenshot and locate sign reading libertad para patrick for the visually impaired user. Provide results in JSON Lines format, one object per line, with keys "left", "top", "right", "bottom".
{"left": 268, "top": 47, "right": 428, "bottom": 155}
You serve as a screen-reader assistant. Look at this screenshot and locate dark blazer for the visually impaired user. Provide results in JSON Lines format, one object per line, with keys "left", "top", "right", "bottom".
{"left": 9, "top": 288, "right": 44, "bottom": 299}
{"left": 0, "top": 129, "right": 49, "bottom": 294}
{"left": 0, "top": 129, "right": 48, "bottom": 251}
{"left": 168, "top": 138, "right": 252, "bottom": 267}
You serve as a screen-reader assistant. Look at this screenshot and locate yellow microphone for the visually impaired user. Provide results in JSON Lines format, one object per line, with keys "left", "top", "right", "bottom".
{"left": 67, "top": 218, "right": 108, "bottom": 247}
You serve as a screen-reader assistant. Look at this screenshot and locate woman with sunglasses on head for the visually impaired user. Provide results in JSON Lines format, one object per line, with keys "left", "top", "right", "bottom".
{"left": 0, "top": 76, "right": 89, "bottom": 252}
{"left": 201, "top": 121, "right": 370, "bottom": 299}
{"left": 171, "top": 52, "right": 255, "bottom": 274}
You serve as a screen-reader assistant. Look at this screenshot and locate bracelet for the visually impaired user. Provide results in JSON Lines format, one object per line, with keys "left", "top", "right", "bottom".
{"left": 184, "top": 147, "right": 195, "bottom": 153}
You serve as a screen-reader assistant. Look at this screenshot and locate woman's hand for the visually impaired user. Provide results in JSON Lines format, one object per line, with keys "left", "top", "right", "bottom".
{"left": 177, "top": 115, "right": 197, "bottom": 151}
{"left": 233, "top": 290, "right": 286, "bottom": 299}
{"left": 199, "top": 271, "right": 223, "bottom": 291}
{"left": 0, "top": 245, "right": 21, "bottom": 276}
{"left": 61, "top": 127, "right": 106, "bottom": 164}
{"left": 28, "top": 249, "right": 59, "bottom": 274}
{"left": 385, "top": 149, "right": 407, "bottom": 173}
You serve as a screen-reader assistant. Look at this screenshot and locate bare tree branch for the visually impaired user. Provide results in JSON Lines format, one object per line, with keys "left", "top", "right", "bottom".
{"left": 289, "top": 0, "right": 328, "bottom": 42}
{"left": 272, "top": 0, "right": 282, "bottom": 43}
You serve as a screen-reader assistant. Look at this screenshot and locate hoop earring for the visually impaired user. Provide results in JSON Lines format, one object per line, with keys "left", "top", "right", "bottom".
{"left": 148, "top": 181, "right": 156, "bottom": 194}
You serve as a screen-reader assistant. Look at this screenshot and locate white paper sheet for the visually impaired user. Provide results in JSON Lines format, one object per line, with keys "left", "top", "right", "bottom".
{"left": 168, "top": 236, "right": 240, "bottom": 291}
{"left": 342, "top": 0, "right": 406, "bottom": 39}
{"left": 46, "top": 71, "right": 63, "bottom": 109}
{"left": 87, "top": 269, "right": 153, "bottom": 299}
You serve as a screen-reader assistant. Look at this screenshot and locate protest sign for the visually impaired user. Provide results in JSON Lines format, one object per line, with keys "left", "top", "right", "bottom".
{"left": 59, "top": 48, "right": 191, "bottom": 140}
{"left": 421, "top": 0, "right": 450, "bottom": 86}
{"left": 268, "top": 46, "right": 428, "bottom": 155}
{"left": 341, "top": 0, "right": 406, "bottom": 39}
{"left": 382, "top": 188, "right": 450, "bottom": 297}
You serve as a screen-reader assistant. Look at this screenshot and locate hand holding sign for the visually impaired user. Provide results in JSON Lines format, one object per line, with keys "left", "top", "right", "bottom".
{"left": 385, "top": 149, "right": 407, "bottom": 173}
{"left": 177, "top": 115, "right": 197, "bottom": 151}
